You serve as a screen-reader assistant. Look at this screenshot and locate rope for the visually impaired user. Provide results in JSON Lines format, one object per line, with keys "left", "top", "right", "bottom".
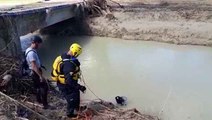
{"left": 158, "top": 85, "right": 172, "bottom": 117}
{"left": 80, "top": 71, "right": 103, "bottom": 101}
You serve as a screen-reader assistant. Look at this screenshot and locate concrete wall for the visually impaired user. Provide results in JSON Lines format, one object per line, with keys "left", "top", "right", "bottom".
{"left": 0, "top": 16, "right": 21, "bottom": 56}
{"left": 15, "top": 5, "right": 78, "bottom": 36}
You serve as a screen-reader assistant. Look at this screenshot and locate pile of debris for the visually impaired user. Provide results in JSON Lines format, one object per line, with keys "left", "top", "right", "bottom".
{"left": 80, "top": 100, "right": 158, "bottom": 120}
{"left": 0, "top": 54, "right": 159, "bottom": 120}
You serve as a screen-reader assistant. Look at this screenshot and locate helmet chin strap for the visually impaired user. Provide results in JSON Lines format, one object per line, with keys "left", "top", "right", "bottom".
{"left": 67, "top": 50, "right": 72, "bottom": 56}
{"left": 73, "top": 52, "right": 77, "bottom": 56}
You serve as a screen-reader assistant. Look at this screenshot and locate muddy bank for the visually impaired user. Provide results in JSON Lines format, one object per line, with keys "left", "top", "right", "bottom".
{"left": 86, "top": 2, "right": 212, "bottom": 46}
{"left": 40, "top": 1, "right": 212, "bottom": 46}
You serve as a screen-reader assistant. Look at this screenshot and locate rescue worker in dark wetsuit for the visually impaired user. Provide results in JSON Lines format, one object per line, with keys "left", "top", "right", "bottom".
{"left": 51, "top": 43, "right": 86, "bottom": 118}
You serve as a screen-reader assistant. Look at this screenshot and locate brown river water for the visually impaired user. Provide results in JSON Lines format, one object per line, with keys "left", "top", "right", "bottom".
{"left": 21, "top": 35, "right": 212, "bottom": 120}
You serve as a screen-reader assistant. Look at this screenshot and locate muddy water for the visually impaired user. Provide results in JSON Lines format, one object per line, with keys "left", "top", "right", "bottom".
{"left": 22, "top": 35, "right": 212, "bottom": 120}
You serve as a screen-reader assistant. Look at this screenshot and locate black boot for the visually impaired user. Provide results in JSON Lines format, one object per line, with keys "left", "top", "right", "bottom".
{"left": 67, "top": 114, "right": 78, "bottom": 118}
{"left": 36, "top": 89, "right": 42, "bottom": 103}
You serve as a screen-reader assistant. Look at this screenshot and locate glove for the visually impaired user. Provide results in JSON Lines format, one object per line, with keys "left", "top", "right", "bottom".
{"left": 79, "top": 85, "right": 86, "bottom": 93}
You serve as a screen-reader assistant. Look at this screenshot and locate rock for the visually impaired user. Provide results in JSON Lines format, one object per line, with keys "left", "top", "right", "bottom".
{"left": 105, "top": 13, "right": 116, "bottom": 20}
{"left": 1, "top": 74, "right": 12, "bottom": 86}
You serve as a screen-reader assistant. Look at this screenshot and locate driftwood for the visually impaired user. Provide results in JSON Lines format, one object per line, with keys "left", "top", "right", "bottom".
{"left": 0, "top": 54, "right": 33, "bottom": 95}
{"left": 15, "top": 116, "right": 29, "bottom": 120}
{"left": 86, "top": 0, "right": 108, "bottom": 17}
{"left": 24, "top": 101, "right": 43, "bottom": 110}
{"left": 78, "top": 100, "right": 159, "bottom": 120}
{"left": 108, "top": 0, "right": 124, "bottom": 8}
{"left": 85, "top": 0, "right": 117, "bottom": 20}
{"left": 0, "top": 91, "right": 49, "bottom": 120}
{"left": 0, "top": 53, "right": 20, "bottom": 78}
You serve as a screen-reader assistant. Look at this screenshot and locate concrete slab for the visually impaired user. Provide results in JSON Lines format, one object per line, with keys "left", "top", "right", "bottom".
{"left": 0, "top": 0, "right": 85, "bottom": 14}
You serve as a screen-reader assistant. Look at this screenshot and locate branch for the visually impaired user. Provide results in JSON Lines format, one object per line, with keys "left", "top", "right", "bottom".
{"left": 108, "top": 0, "right": 124, "bottom": 8}
{"left": 0, "top": 91, "right": 49, "bottom": 120}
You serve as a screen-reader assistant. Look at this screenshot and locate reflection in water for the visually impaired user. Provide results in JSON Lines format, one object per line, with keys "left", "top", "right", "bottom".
{"left": 22, "top": 35, "right": 212, "bottom": 120}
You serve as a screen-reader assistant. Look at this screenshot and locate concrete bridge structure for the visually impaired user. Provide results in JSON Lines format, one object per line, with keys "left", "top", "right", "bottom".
{"left": 0, "top": 0, "right": 86, "bottom": 56}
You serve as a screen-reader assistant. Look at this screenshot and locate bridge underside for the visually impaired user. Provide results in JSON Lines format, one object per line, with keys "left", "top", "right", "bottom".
{"left": 0, "top": 1, "right": 85, "bottom": 56}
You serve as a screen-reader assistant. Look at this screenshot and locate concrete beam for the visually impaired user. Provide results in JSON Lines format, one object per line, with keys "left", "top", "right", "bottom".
{"left": 45, "top": 5, "right": 76, "bottom": 26}
{"left": 14, "top": 4, "right": 78, "bottom": 36}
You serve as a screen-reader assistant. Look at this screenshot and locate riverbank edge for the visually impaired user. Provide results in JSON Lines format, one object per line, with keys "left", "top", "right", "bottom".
{"left": 84, "top": 2, "right": 212, "bottom": 47}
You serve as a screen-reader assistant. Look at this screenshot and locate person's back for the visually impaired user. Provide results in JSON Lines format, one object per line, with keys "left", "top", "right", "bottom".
{"left": 54, "top": 52, "right": 82, "bottom": 93}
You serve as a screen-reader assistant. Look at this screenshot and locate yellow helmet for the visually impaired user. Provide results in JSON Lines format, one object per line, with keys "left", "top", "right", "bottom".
{"left": 70, "top": 43, "right": 82, "bottom": 57}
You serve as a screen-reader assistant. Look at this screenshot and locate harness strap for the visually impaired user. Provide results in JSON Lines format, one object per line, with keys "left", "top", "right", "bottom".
{"left": 25, "top": 49, "right": 37, "bottom": 57}
{"left": 55, "top": 57, "right": 78, "bottom": 74}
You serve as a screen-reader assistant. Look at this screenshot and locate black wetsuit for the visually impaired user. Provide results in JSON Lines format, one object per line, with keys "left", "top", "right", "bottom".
{"left": 57, "top": 53, "right": 82, "bottom": 116}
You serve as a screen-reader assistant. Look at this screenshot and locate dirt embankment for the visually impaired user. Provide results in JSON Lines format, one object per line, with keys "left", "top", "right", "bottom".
{"left": 87, "top": 1, "right": 212, "bottom": 46}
